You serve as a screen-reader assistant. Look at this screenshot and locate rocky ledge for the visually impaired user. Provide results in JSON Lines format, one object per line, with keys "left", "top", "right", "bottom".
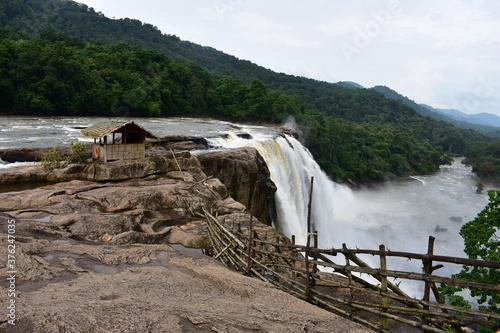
{"left": 0, "top": 145, "right": 370, "bottom": 332}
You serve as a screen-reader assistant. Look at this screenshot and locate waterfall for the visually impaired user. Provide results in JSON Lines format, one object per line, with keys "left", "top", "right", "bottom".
{"left": 207, "top": 130, "right": 432, "bottom": 296}
{"left": 208, "top": 127, "right": 485, "bottom": 254}
{"left": 208, "top": 128, "right": 491, "bottom": 296}
{"left": 208, "top": 130, "right": 358, "bottom": 247}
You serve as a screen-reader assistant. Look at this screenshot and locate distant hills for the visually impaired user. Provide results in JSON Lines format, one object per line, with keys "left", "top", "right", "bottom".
{"left": 5, "top": 0, "right": 500, "bottom": 181}
{"left": 430, "top": 107, "right": 500, "bottom": 128}
{"left": 371, "top": 86, "right": 500, "bottom": 136}
{"left": 2, "top": 0, "right": 498, "bottom": 136}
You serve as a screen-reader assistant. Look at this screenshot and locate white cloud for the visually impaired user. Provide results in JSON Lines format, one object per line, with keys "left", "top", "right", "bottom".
{"left": 77, "top": 0, "right": 500, "bottom": 115}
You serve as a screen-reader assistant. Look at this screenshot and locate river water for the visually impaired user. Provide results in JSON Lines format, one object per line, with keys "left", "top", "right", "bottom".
{"left": 0, "top": 116, "right": 497, "bottom": 296}
{"left": 0, "top": 116, "right": 278, "bottom": 169}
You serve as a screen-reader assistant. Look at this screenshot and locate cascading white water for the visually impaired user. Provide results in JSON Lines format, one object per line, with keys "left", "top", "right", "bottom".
{"left": 208, "top": 130, "right": 359, "bottom": 247}
{"left": 208, "top": 127, "right": 492, "bottom": 296}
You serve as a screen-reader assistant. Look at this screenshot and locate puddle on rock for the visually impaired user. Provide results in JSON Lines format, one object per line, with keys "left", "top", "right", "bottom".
{"left": 92, "top": 264, "right": 120, "bottom": 275}
{"left": 170, "top": 244, "right": 204, "bottom": 254}
{"left": 20, "top": 214, "right": 54, "bottom": 223}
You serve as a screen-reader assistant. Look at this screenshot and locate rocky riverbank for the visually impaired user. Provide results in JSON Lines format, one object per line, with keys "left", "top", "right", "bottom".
{"left": 0, "top": 141, "right": 371, "bottom": 332}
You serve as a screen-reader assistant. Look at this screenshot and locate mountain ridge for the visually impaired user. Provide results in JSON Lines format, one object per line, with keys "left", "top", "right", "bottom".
{"left": 371, "top": 86, "right": 500, "bottom": 136}
{"left": 4, "top": 0, "right": 500, "bottom": 182}
{"left": 433, "top": 108, "right": 500, "bottom": 127}
{"left": 2, "top": 0, "right": 495, "bottom": 134}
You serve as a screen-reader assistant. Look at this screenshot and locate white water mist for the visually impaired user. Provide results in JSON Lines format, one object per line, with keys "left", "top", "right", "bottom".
{"left": 209, "top": 128, "right": 492, "bottom": 296}
{"left": 209, "top": 130, "right": 361, "bottom": 247}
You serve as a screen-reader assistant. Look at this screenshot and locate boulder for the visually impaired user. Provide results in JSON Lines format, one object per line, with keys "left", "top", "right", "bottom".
{"left": 0, "top": 171, "right": 246, "bottom": 248}
{"left": 198, "top": 147, "right": 277, "bottom": 226}
{"left": 0, "top": 152, "right": 206, "bottom": 184}
{"left": 0, "top": 166, "right": 49, "bottom": 184}
{"left": 0, "top": 144, "right": 92, "bottom": 162}
{"left": 0, "top": 147, "right": 50, "bottom": 162}
{"left": 81, "top": 152, "right": 206, "bottom": 182}
{"left": 155, "top": 135, "right": 209, "bottom": 151}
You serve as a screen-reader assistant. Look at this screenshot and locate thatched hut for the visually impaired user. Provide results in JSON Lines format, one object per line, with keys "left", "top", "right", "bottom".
{"left": 81, "top": 120, "right": 157, "bottom": 162}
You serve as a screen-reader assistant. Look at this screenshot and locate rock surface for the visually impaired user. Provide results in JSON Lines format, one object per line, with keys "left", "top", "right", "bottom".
{"left": 198, "top": 147, "right": 277, "bottom": 226}
{"left": 0, "top": 155, "right": 371, "bottom": 332}
{"left": 0, "top": 145, "right": 93, "bottom": 163}
{"left": 155, "top": 135, "right": 209, "bottom": 151}
{"left": 0, "top": 147, "right": 277, "bottom": 228}
{"left": 0, "top": 235, "right": 370, "bottom": 333}
{"left": 0, "top": 172, "right": 232, "bottom": 247}
{"left": 0, "top": 152, "right": 204, "bottom": 184}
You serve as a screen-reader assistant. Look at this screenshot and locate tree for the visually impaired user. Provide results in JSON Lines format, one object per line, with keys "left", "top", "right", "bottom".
{"left": 440, "top": 190, "right": 500, "bottom": 332}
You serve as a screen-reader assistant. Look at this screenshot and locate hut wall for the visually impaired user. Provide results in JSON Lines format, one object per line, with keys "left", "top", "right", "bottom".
{"left": 94, "top": 143, "right": 145, "bottom": 162}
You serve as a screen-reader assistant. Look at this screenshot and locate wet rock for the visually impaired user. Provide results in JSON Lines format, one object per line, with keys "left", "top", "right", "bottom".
{"left": 0, "top": 152, "right": 205, "bottom": 185}
{"left": 198, "top": 147, "right": 277, "bottom": 226}
{"left": 155, "top": 135, "right": 209, "bottom": 151}
{"left": 0, "top": 145, "right": 92, "bottom": 162}
{"left": 0, "top": 235, "right": 369, "bottom": 333}
{"left": 0, "top": 147, "right": 50, "bottom": 162}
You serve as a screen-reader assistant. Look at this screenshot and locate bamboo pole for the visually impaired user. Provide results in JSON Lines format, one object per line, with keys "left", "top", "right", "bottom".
{"left": 304, "top": 176, "right": 314, "bottom": 301}
{"left": 170, "top": 148, "right": 182, "bottom": 171}
{"left": 337, "top": 247, "right": 418, "bottom": 306}
{"left": 315, "top": 270, "right": 500, "bottom": 324}
{"left": 423, "top": 236, "right": 435, "bottom": 329}
{"left": 204, "top": 203, "right": 500, "bottom": 331}
{"left": 311, "top": 255, "right": 500, "bottom": 292}
{"left": 311, "top": 295, "right": 386, "bottom": 332}
{"left": 312, "top": 231, "right": 318, "bottom": 290}
{"left": 342, "top": 243, "right": 355, "bottom": 314}
{"left": 423, "top": 237, "right": 435, "bottom": 309}
{"left": 379, "top": 244, "right": 389, "bottom": 330}
{"left": 317, "top": 247, "right": 500, "bottom": 269}
{"left": 246, "top": 181, "right": 256, "bottom": 275}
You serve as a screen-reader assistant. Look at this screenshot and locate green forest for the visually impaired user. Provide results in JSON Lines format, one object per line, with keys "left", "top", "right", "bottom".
{"left": 1, "top": 0, "right": 500, "bottom": 183}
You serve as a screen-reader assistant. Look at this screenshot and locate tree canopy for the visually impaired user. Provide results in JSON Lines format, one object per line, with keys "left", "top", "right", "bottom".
{"left": 1, "top": 0, "right": 500, "bottom": 181}
{"left": 439, "top": 190, "right": 500, "bottom": 332}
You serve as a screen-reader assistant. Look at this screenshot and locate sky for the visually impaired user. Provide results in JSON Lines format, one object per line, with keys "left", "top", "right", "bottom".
{"left": 77, "top": 0, "right": 500, "bottom": 116}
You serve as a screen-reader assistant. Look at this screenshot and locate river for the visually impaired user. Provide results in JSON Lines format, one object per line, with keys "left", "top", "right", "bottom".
{"left": 0, "top": 116, "right": 497, "bottom": 295}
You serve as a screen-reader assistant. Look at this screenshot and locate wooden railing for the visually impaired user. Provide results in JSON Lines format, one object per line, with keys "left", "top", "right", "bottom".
{"left": 204, "top": 207, "right": 500, "bottom": 332}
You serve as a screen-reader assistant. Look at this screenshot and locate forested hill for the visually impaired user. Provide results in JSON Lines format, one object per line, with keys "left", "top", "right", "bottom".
{"left": 2, "top": 0, "right": 500, "bottom": 182}
{"left": 371, "top": 85, "right": 500, "bottom": 137}
{"left": 2, "top": 0, "right": 494, "bottom": 134}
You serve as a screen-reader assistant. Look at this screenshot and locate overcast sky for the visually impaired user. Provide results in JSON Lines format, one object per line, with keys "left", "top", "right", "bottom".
{"left": 77, "top": 0, "right": 500, "bottom": 116}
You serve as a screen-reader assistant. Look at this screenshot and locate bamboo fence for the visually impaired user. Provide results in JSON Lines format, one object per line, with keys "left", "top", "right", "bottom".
{"left": 204, "top": 178, "right": 500, "bottom": 333}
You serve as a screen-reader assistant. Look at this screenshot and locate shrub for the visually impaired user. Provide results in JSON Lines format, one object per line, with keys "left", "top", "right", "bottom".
{"left": 68, "top": 142, "right": 88, "bottom": 164}
{"left": 41, "top": 146, "right": 65, "bottom": 171}
{"left": 42, "top": 142, "right": 88, "bottom": 171}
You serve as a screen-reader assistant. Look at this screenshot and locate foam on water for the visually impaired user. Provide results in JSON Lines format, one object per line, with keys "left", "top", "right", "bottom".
{"left": 208, "top": 128, "right": 493, "bottom": 296}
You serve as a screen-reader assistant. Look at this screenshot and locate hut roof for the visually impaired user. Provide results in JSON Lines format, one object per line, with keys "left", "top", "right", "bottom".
{"left": 81, "top": 120, "right": 158, "bottom": 139}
